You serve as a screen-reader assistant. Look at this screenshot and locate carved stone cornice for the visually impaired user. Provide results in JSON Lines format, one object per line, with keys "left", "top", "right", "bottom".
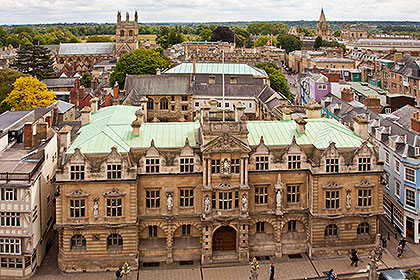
{"left": 103, "top": 188, "right": 127, "bottom": 197}
{"left": 66, "top": 188, "right": 89, "bottom": 198}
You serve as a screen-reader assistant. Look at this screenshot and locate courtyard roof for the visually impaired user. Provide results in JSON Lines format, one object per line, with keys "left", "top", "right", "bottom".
{"left": 58, "top": 43, "right": 115, "bottom": 55}
{"left": 163, "top": 62, "right": 267, "bottom": 77}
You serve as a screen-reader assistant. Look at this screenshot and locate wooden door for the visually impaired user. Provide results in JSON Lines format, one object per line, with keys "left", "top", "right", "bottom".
{"left": 213, "top": 226, "right": 236, "bottom": 251}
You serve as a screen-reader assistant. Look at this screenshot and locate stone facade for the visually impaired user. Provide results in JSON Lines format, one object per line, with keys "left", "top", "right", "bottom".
{"left": 115, "top": 11, "right": 139, "bottom": 57}
{"left": 54, "top": 103, "right": 383, "bottom": 272}
{"left": 317, "top": 9, "right": 330, "bottom": 41}
{"left": 341, "top": 24, "right": 369, "bottom": 42}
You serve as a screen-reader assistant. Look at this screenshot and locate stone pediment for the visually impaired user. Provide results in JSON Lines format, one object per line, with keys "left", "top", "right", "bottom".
{"left": 202, "top": 134, "right": 251, "bottom": 154}
{"left": 68, "top": 147, "right": 88, "bottom": 164}
{"left": 103, "top": 188, "right": 126, "bottom": 197}
{"left": 66, "top": 188, "right": 89, "bottom": 198}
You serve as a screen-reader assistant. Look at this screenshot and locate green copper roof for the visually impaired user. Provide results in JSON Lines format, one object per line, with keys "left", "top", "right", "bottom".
{"left": 247, "top": 118, "right": 363, "bottom": 149}
{"left": 67, "top": 106, "right": 363, "bottom": 155}
{"left": 163, "top": 62, "right": 267, "bottom": 77}
{"left": 67, "top": 105, "right": 200, "bottom": 154}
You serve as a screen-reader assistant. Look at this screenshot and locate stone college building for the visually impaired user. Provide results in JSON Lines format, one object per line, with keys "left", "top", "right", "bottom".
{"left": 54, "top": 102, "right": 383, "bottom": 271}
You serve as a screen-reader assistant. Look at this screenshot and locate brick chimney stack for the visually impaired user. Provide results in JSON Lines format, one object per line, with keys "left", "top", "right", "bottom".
{"left": 364, "top": 96, "right": 381, "bottom": 114}
{"left": 92, "top": 78, "right": 98, "bottom": 90}
{"left": 24, "top": 123, "right": 33, "bottom": 148}
{"left": 104, "top": 92, "right": 112, "bottom": 107}
{"left": 70, "top": 87, "right": 78, "bottom": 107}
{"left": 113, "top": 83, "right": 119, "bottom": 100}
{"left": 411, "top": 112, "right": 420, "bottom": 133}
{"left": 341, "top": 88, "right": 354, "bottom": 102}
{"left": 35, "top": 122, "right": 48, "bottom": 145}
{"left": 52, "top": 104, "right": 59, "bottom": 126}
{"left": 353, "top": 115, "right": 369, "bottom": 140}
{"left": 79, "top": 85, "right": 85, "bottom": 100}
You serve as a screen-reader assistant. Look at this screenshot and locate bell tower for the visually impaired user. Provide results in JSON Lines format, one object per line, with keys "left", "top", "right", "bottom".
{"left": 316, "top": 8, "right": 330, "bottom": 41}
{"left": 115, "top": 11, "right": 139, "bottom": 57}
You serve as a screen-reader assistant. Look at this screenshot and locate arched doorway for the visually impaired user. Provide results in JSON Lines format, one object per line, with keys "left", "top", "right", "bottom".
{"left": 213, "top": 226, "right": 236, "bottom": 251}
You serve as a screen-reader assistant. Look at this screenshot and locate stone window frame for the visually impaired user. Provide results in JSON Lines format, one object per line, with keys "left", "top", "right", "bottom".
{"left": 286, "top": 184, "right": 300, "bottom": 204}
{"left": 211, "top": 159, "right": 221, "bottom": 174}
{"left": 288, "top": 155, "right": 301, "bottom": 170}
{"left": 324, "top": 224, "right": 338, "bottom": 238}
{"left": 148, "top": 225, "right": 158, "bottom": 238}
{"left": 254, "top": 185, "right": 268, "bottom": 205}
{"left": 256, "top": 155, "right": 269, "bottom": 171}
{"left": 0, "top": 212, "right": 21, "bottom": 227}
{"left": 322, "top": 181, "right": 343, "bottom": 210}
{"left": 70, "top": 234, "right": 86, "bottom": 252}
{"left": 179, "top": 188, "right": 194, "bottom": 208}
{"left": 182, "top": 224, "right": 191, "bottom": 236}
{"left": 288, "top": 220, "right": 297, "bottom": 232}
{"left": 145, "top": 189, "right": 160, "bottom": 209}
{"left": 0, "top": 238, "right": 21, "bottom": 255}
{"left": 256, "top": 221, "right": 265, "bottom": 233}
{"left": 106, "top": 198, "right": 123, "bottom": 217}
{"left": 1, "top": 188, "right": 17, "bottom": 201}
{"left": 357, "top": 222, "right": 370, "bottom": 236}
{"left": 180, "top": 157, "right": 194, "bottom": 173}
{"left": 145, "top": 157, "right": 160, "bottom": 174}
{"left": 69, "top": 198, "right": 86, "bottom": 219}
{"left": 384, "top": 151, "right": 390, "bottom": 166}
{"left": 1, "top": 257, "right": 23, "bottom": 269}
{"left": 107, "top": 233, "right": 123, "bottom": 251}
{"left": 160, "top": 97, "right": 169, "bottom": 110}
{"left": 395, "top": 179, "right": 401, "bottom": 198}
{"left": 355, "top": 179, "right": 374, "bottom": 209}
{"left": 358, "top": 157, "right": 371, "bottom": 172}
{"left": 70, "top": 164, "right": 85, "bottom": 180}
{"left": 106, "top": 164, "right": 121, "bottom": 179}
{"left": 395, "top": 159, "right": 400, "bottom": 174}
{"left": 230, "top": 158, "right": 240, "bottom": 174}
{"left": 325, "top": 190, "right": 340, "bottom": 210}
{"left": 216, "top": 190, "right": 239, "bottom": 210}
{"left": 325, "top": 158, "right": 339, "bottom": 173}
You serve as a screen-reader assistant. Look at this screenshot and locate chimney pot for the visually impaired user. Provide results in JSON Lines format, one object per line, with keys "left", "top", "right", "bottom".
{"left": 90, "top": 97, "right": 99, "bottom": 113}
{"left": 24, "top": 123, "right": 33, "bottom": 148}
{"left": 305, "top": 102, "right": 323, "bottom": 119}
{"left": 295, "top": 117, "right": 307, "bottom": 134}
{"left": 81, "top": 106, "right": 92, "bottom": 126}
{"left": 353, "top": 115, "right": 369, "bottom": 140}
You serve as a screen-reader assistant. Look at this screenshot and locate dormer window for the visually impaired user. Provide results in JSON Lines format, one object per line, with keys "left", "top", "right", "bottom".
{"left": 256, "top": 156, "right": 269, "bottom": 170}
{"left": 326, "top": 158, "right": 339, "bottom": 173}
{"left": 107, "top": 164, "right": 121, "bottom": 179}
{"left": 180, "top": 157, "right": 194, "bottom": 173}
{"left": 288, "top": 155, "right": 301, "bottom": 170}
{"left": 146, "top": 158, "right": 160, "bottom": 174}
{"left": 70, "top": 165, "right": 85, "bottom": 180}
{"left": 358, "top": 157, "right": 371, "bottom": 171}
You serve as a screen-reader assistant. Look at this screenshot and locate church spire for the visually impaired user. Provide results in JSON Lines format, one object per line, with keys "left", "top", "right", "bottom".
{"left": 319, "top": 8, "right": 326, "bottom": 22}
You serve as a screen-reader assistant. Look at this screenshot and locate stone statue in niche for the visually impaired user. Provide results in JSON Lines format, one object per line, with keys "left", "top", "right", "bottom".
{"left": 222, "top": 159, "right": 230, "bottom": 175}
{"left": 276, "top": 190, "right": 282, "bottom": 207}
{"left": 204, "top": 196, "right": 211, "bottom": 213}
{"left": 93, "top": 200, "right": 99, "bottom": 218}
{"left": 241, "top": 194, "right": 248, "bottom": 212}
{"left": 346, "top": 192, "right": 351, "bottom": 209}
{"left": 167, "top": 193, "right": 173, "bottom": 211}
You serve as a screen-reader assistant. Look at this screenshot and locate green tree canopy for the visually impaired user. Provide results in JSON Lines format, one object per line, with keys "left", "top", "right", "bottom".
{"left": 11, "top": 45, "right": 55, "bottom": 80}
{"left": 407, "top": 269, "right": 420, "bottom": 280}
{"left": 247, "top": 22, "right": 289, "bottom": 35}
{"left": 156, "top": 26, "right": 185, "bottom": 49}
{"left": 277, "top": 34, "right": 302, "bottom": 53}
{"left": 234, "top": 27, "right": 252, "bottom": 48}
{"left": 199, "top": 29, "right": 212, "bottom": 41}
{"left": 0, "top": 69, "right": 25, "bottom": 113}
{"left": 2, "top": 76, "right": 56, "bottom": 111}
{"left": 314, "top": 36, "right": 323, "bottom": 50}
{"left": 80, "top": 72, "right": 92, "bottom": 88}
{"left": 110, "top": 48, "right": 170, "bottom": 88}
{"left": 86, "top": 35, "right": 114, "bottom": 42}
{"left": 254, "top": 35, "right": 279, "bottom": 47}
{"left": 256, "top": 62, "right": 292, "bottom": 100}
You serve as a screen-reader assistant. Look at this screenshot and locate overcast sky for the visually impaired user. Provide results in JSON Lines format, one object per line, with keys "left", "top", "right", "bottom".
{"left": 0, "top": 0, "right": 418, "bottom": 25}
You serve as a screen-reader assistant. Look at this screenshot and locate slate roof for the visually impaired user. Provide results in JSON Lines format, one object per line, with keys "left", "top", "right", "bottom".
{"left": 0, "top": 111, "right": 34, "bottom": 134}
{"left": 389, "top": 56, "right": 420, "bottom": 80}
{"left": 67, "top": 105, "right": 365, "bottom": 154}
{"left": 42, "top": 78, "right": 76, "bottom": 88}
{"left": 391, "top": 105, "right": 420, "bottom": 131}
{"left": 163, "top": 63, "right": 267, "bottom": 77}
{"left": 194, "top": 84, "right": 264, "bottom": 97}
{"left": 58, "top": 43, "right": 115, "bottom": 55}
{"left": 123, "top": 75, "right": 191, "bottom": 105}
{"left": 349, "top": 82, "right": 388, "bottom": 107}
{"left": 50, "top": 100, "right": 74, "bottom": 114}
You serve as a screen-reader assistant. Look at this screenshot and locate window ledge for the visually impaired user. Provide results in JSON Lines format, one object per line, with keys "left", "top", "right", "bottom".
{"left": 355, "top": 206, "right": 373, "bottom": 209}
{"left": 323, "top": 208, "right": 342, "bottom": 211}
{"left": 68, "top": 217, "right": 88, "bottom": 221}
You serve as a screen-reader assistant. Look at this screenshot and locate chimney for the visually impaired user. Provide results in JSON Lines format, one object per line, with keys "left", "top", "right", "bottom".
{"left": 58, "top": 125, "right": 72, "bottom": 152}
{"left": 193, "top": 60, "right": 196, "bottom": 74}
{"left": 411, "top": 112, "right": 420, "bottom": 133}
{"left": 209, "top": 99, "right": 218, "bottom": 112}
{"left": 75, "top": 78, "right": 80, "bottom": 89}
{"left": 295, "top": 117, "right": 307, "bottom": 134}
{"left": 306, "top": 102, "right": 322, "bottom": 119}
{"left": 364, "top": 96, "right": 381, "bottom": 114}
{"left": 156, "top": 68, "right": 161, "bottom": 75}
{"left": 394, "top": 52, "right": 403, "bottom": 63}
{"left": 281, "top": 108, "right": 292, "bottom": 120}
{"left": 353, "top": 115, "right": 369, "bottom": 140}
{"left": 79, "top": 85, "right": 85, "bottom": 100}
{"left": 24, "top": 123, "right": 33, "bottom": 148}
{"left": 341, "top": 88, "right": 354, "bottom": 102}
{"left": 132, "top": 113, "right": 142, "bottom": 137}
{"left": 139, "top": 98, "right": 148, "bottom": 121}
{"left": 113, "top": 83, "right": 119, "bottom": 100}
{"left": 104, "top": 92, "right": 112, "bottom": 107}
{"left": 81, "top": 106, "right": 92, "bottom": 126}
{"left": 52, "top": 104, "right": 58, "bottom": 126}
{"left": 90, "top": 97, "right": 99, "bottom": 113}
{"left": 69, "top": 87, "right": 78, "bottom": 107}
{"left": 35, "top": 121, "right": 48, "bottom": 145}
{"left": 45, "top": 116, "right": 52, "bottom": 127}
{"left": 234, "top": 101, "right": 246, "bottom": 122}
{"left": 91, "top": 78, "right": 98, "bottom": 90}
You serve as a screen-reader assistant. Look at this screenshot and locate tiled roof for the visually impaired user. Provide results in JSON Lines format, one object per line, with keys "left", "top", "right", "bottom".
{"left": 67, "top": 106, "right": 364, "bottom": 154}
{"left": 42, "top": 78, "right": 76, "bottom": 88}
{"left": 58, "top": 43, "right": 115, "bottom": 55}
{"left": 163, "top": 63, "right": 267, "bottom": 77}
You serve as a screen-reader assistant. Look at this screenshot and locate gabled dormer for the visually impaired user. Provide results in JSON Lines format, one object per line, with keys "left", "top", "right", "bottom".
{"left": 142, "top": 140, "right": 161, "bottom": 174}
{"left": 321, "top": 142, "right": 342, "bottom": 173}
{"left": 65, "top": 147, "right": 89, "bottom": 181}
{"left": 282, "top": 136, "right": 307, "bottom": 171}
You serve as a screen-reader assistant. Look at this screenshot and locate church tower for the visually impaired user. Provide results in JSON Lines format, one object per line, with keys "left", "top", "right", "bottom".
{"left": 316, "top": 8, "right": 330, "bottom": 41}
{"left": 115, "top": 11, "right": 139, "bottom": 57}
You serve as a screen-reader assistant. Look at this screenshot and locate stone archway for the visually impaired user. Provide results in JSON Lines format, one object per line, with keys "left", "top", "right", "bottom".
{"left": 213, "top": 226, "right": 236, "bottom": 251}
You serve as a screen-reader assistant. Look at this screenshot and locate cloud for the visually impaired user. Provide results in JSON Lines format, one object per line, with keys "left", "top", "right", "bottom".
{"left": 0, "top": 0, "right": 418, "bottom": 24}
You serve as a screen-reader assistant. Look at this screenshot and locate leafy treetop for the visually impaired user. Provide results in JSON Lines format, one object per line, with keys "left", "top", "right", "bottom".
{"left": 11, "top": 45, "right": 55, "bottom": 80}
{"left": 2, "top": 76, "right": 56, "bottom": 111}
{"left": 0, "top": 69, "right": 25, "bottom": 113}
{"left": 256, "top": 62, "right": 292, "bottom": 100}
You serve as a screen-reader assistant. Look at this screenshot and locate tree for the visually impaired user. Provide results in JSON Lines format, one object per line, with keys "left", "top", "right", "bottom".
{"left": 80, "top": 72, "right": 92, "bottom": 88}
{"left": 0, "top": 27, "right": 7, "bottom": 47}
{"left": 233, "top": 27, "right": 252, "bottom": 48}
{"left": 332, "top": 30, "right": 341, "bottom": 37}
{"left": 11, "top": 45, "right": 55, "bottom": 80}
{"left": 246, "top": 22, "right": 289, "bottom": 35}
{"left": 406, "top": 269, "right": 420, "bottom": 280}
{"left": 314, "top": 36, "right": 323, "bottom": 50}
{"left": 0, "top": 69, "right": 25, "bottom": 113}
{"left": 156, "top": 26, "right": 185, "bottom": 49}
{"left": 210, "top": 26, "right": 237, "bottom": 44}
{"left": 277, "top": 34, "right": 302, "bottom": 53}
{"left": 86, "top": 35, "right": 113, "bottom": 42}
{"left": 2, "top": 76, "right": 56, "bottom": 111}
{"left": 199, "top": 29, "right": 212, "bottom": 41}
{"left": 254, "top": 35, "right": 279, "bottom": 47}
{"left": 256, "top": 63, "right": 292, "bottom": 100}
{"left": 110, "top": 48, "right": 170, "bottom": 88}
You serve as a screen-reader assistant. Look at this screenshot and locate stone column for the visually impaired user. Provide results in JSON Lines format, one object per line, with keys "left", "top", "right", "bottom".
{"left": 240, "top": 157, "right": 244, "bottom": 185}
{"left": 203, "top": 158, "right": 207, "bottom": 186}
{"left": 238, "top": 221, "right": 249, "bottom": 263}
{"left": 208, "top": 158, "right": 212, "bottom": 186}
{"left": 166, "top": 232, "right": 174, "bottom": 264}
{"left": 201, "top": 224, "right": 213, "bottom": 264}
{"left": 244, "top": 158, "right": 248, "bottom": 185}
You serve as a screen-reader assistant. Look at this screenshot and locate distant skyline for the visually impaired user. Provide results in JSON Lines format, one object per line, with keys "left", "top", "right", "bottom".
{"left": 0, "top": 0, "right": 419, "bottom": 25}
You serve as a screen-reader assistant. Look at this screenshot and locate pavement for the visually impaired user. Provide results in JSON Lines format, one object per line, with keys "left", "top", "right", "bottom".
{"left": 30, "top": 220, "right": 420, "bottom": 280}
